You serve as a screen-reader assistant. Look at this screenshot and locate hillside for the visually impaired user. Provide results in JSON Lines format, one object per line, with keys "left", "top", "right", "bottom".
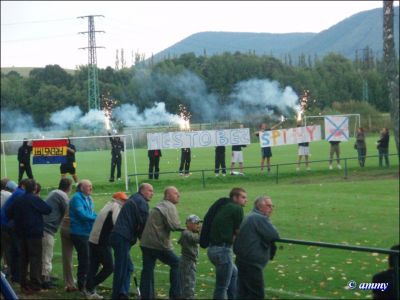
{"left": 153, "top": 6, "right": 399, "bottom": 62}
{"left": 1, "top": 67, "right": 75, "bottom": 77}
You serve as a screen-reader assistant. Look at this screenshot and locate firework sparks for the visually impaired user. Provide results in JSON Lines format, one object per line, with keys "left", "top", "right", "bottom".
{"left": 178, "top": 104, "right": 191, "bottom": 131}
{"left": 102, "top": 92, "right": 117, "bottom": 131}
{"left": 296, "top": 90, "right": 309, "bottom": 122}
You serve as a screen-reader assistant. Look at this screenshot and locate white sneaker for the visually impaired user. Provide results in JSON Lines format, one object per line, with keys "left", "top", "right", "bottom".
{"left": 337, "top": 164, "right": 342, "bottom": 170}
{"left": 222, "top": 174, "right": 226, "bottom": 177}
{"left": 88, "top": 292, "right": 104, "bottom": 299}
{"left": 329, "top": 165, "right": 333, "bottom": 170}
{"left": 296, "top": 167, "right": 300, "bottom": 171}
{"left": 215, "top": 174, "right": 219, "bottom": 177}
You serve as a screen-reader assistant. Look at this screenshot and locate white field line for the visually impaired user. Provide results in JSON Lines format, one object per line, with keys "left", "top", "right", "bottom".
{"left": 53, "top": 252, "right": 327, "bottom": 299}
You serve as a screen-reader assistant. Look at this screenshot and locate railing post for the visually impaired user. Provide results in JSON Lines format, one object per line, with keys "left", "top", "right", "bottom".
{"left": 394, "top": 255, "right": 399, "bottom": 300}
{"left": 275, "top": 164, "right": 279, "bottom": 184}
{"left": 201, "top": 170, "right": 206, "bottom": 188}
{"left": 344, "top": 158, "right": 348, "bottom": 179}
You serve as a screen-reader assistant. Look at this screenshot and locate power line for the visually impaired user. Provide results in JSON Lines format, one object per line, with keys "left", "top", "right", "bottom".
{"left": 1, "top": 17, "right": 76, "bottom": 26}
{"left": 2, "top": 33, "right": 77, "bottom": 43}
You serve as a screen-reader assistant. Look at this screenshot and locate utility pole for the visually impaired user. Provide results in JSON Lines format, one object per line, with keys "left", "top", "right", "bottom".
{"left": 78, "top": 15, "right": 105, "bottom": 111}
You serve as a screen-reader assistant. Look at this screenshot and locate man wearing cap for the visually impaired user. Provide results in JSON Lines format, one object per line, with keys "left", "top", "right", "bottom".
{"left": 18, "top": 139, "right": 34, "bottom": 183}
{"left": 233, "top": 196, "right": 280, "bottom": 299}
{"left": 41, "top": 178, "right": 73, "bottom": 289}
{"left": 140, "top": 186, "right": 183, "bottom": 299}
{"left": 109, "top": 183, "right": 154, "bottom": 299}
{"left": 178, "top": 214, "right": 202, "bottom": 299}
{"left": 86, "top": 191, "right": 128, "bottom": 299}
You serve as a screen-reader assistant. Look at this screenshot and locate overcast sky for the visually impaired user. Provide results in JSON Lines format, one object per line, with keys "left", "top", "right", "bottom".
{"left": 1, "top": 1, "right": 385, "bottom": 70}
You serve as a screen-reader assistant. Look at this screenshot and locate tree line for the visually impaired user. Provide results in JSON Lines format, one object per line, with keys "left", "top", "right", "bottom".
{"left": 1, "top": 51, "right": 394, "bottom": 128}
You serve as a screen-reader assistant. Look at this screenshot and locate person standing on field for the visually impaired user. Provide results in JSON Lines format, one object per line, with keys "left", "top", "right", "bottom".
{"left": 207, "top": 187, "right": 247, "bottom": 299}
{"left": 215, "top": 146, "right": 226, "bottom": 176}
{"left": 18, "top": 139, "right": 33, "bottom": 183}
{"left": 179, "top": 148, "right": 191, "bottom": 176}
{"left": 41, "top": 178, "right": 73, "bottom": 289}
{"left": 108, "top": 132, "right": 124, "bottom": 182}
{"left": 60, "top": 138, "right": 78, "bottom": 183}
{"left": 148, "top": 149, "right": 162, "bottom": 180}
{"left": 328, "top": 141, "right": 342, "bottom": 170}
{"left": 234, "top": 196, "right": 279, "bottom": 299}
{"left": 69, "top": 180, "right": 97, "bottom": 296}
{"left": 377, "top": 127, "right": 390, "bottom": 167}
{"left": 355, "top": 127, "right": 367, "bottom": 167}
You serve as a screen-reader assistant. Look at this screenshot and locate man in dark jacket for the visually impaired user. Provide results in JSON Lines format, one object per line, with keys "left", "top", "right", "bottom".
{"left": 179, "top": 148, "right": 191, "bottom": 176}
{"left": 215, "top": 146, "right": 226, "bottom": 176}
{"left": 18, "top": 139, "right": 33, "bottom": 183}
{"left": 108, "top": 133, "right": 124, "bottom": 182}
{"left": 6, "top": 179, "right": 52, "bottom": 293}
{"left": 148, "top": 149, "right": 162, "bottom": 180}
{"left": 377, "top": 128, "right": 390, "bottom": 167}
{"left": 109, "top": 183, "right": 154, "bottom": 299}
{"left": 0, "top": 178, "right": 29, "bottom": 283}
{"left": 233, "top": 196, "right": 279, "bottom": 299}
{"left": 207, "top": 187, "right": 247, "bottom": 299}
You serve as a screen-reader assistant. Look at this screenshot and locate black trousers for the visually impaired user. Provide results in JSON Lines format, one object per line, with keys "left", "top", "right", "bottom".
{"left": 71, "top": 234, "right": 90, "bottom": 291}
{"left": 19, "top": 237, "right": 43, "bottom": 290}
{"left": 18, "top": 163, "right": 33, "bottom": 183}
{"left": 86, "top": 242, "right": 113, "bottom": 293}
{"left": 236, "top": 260, "right": 265, "bottom": 300}
{"left": 148, "top": 156, "right": 160, "bottom": 179}
{"left": 215, "top": 152, "right": 226, "bottom": 174}
{"left": 179, "top": 153, "right": 191, "bottom": 174}
{"left": 110, "top": 155, "right": 122, "bottom": 179}
{"left": 1, "top": 226, "right": 20, "bottom": 283}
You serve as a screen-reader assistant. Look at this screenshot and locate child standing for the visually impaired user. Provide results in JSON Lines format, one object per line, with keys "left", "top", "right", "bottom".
{"left": 178, "top": 214, "right": 202, "bottom": 299}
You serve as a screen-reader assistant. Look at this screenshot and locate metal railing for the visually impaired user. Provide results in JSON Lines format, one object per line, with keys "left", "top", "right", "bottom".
{"left": 127, "top": 154, "right": 398, "bottom": 191}
{"left": 277, "top": 238, "right": 399, "bottom": 299}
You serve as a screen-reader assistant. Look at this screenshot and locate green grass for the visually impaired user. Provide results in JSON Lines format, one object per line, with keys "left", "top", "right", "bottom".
{"left": 1, "top": 136, "right": 399, "bottom": 299}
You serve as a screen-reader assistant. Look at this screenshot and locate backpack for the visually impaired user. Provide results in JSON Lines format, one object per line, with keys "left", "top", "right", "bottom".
{"left": 199, "top": 197, "right": 231, "bottom": 248}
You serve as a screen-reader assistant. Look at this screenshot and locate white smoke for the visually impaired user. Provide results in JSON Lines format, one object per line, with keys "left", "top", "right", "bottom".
{"left": 113, "top": 102, "right": 180, "bottom": 126}
{"left": 0, "top": 109, "right": 45, "bottom": 139}
{"left": 50, "top": 106, "right": 83, "bottom": 129}
{"left": 79, "top": 109, "right": 108, "bottom": 129}
{"left": 226, "top": 79, "right": 299, "bottom": 121}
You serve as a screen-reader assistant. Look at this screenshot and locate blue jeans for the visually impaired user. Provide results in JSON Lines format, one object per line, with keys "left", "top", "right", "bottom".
{"left": 207, "top": 245, "right": 237, "bottom": 299}
{"left": 70, "top": 234, "right": 89, "bottom": 291}
{"left": 140, "top": 246, "right": 181, "bottom": 299}
{"left": 357, "top": 148, "right": 366, "bottom": 167}
{"left": 109, "top": 233, "right": 134, "bottom": 299}
{"left": 378, "top": 148, "right": 389, "bottom": 167}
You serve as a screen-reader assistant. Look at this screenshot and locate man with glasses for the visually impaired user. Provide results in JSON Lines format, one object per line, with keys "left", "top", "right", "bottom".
{"left": 233, "top": 195, "right": 280, "bottom": 299}
{"left": 207, "top": 187, "right": 247, "bottom": 299}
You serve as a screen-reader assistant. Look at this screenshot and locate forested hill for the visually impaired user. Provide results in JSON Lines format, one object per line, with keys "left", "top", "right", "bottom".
{"left": 153, "top": 7, "right": 399, "bottom": 61}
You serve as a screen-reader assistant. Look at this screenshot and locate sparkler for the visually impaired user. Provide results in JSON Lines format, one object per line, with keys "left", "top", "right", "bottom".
{"left": 296, "top": 90, "right": 309, "bottom": 122}
{"left": 102, "top": 92, "right": 117, "bottom": 131}
{"left": 178, "top": 104, "right": 191, "bottom": 131}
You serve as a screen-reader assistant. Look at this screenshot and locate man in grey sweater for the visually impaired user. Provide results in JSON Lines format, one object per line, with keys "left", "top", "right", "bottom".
{"left": 233, "top": 195, "right": 280, "bottom": 299}
{"left": 41, "top": 178, "right": 73, "bottom": 288}
{"left": 140, "top": 186, "right": 183, "bottom": 299}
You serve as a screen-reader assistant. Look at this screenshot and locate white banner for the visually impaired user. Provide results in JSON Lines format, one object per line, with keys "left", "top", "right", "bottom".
{"left": 259, "top": 125, "right": 322, "bottom": 147}
{"left": 324, "top": 116, "right": 349, "bottom": 141}
{"left": 147, "top": 128, "right": 251, "bottom": 150}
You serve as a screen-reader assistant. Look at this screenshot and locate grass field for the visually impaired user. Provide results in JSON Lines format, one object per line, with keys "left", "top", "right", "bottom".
{"left": 1, "top": 136, "right": 399, "bottom": 299}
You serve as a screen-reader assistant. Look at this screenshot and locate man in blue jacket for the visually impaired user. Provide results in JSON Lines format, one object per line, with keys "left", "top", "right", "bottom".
{"left": 233, "top": 195, "right": 280, "bottom": 299}
{"left": 0, "top": 178, "right": 29, "bottom": 283}
{"left": 6, "top": 179, "right": 51, "bottom": 293}
{"left": 69, "top": 179, "right": 97, "bottom": 295}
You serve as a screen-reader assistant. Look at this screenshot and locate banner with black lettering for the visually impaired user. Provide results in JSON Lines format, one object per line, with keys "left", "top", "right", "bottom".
{"left": 32, "top": 139, "right": 68, "bottom": 164}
